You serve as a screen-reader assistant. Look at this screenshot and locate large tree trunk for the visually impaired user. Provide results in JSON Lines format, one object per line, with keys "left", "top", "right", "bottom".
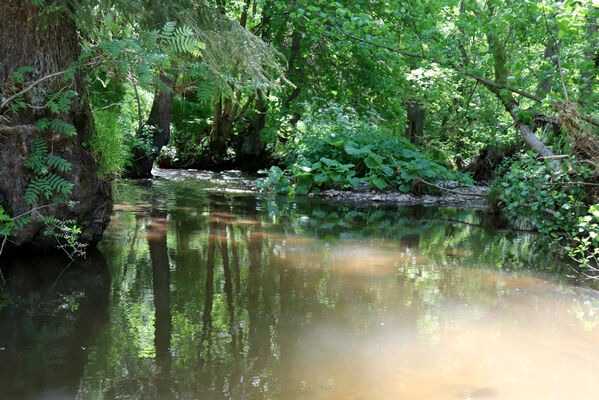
{"left": 125, "top": 77, "right": 174, "bottom": 178}
{"left": 0, "top": 0, "right": 112, "bottom": 249}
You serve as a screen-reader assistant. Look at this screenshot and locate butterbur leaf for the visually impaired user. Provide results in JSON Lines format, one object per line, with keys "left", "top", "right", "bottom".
{"left": 364, "top": 154, "right": 382, "bottom": 169}
{"left": 381, "top": 164, "right": 394, "bottom": 176}
{"left": 371, "top": 176, "right": 388, "bottom": 190}
{"left": 314, "top": 174, "right": 328, "bottom": 184}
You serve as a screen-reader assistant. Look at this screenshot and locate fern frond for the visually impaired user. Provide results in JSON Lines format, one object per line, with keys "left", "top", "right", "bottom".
{"left": 161, "top": 21, "right": 176, "bottom": 38}
{"left": 46, "top": 154, "right": 72, "bottom": 172}
{"left": 49, "top": 119, "right": 77, "bottom": 136}
{"left": 24, "top": 173, "right": 72, "bottom": 206}
{"left": 25, "top": 137, "right": 49, "bottom": 175}
{"left": 14, "top": 216, "right": 32, "bottom": 228}
{"left": 24, "top": 176, "right": 48, "bottom": 206}
{"left": 35, "top": 118, "right": 77, "bottom": 136}
{"left": 47, "top": 172, "right": 73, "bottom": 195}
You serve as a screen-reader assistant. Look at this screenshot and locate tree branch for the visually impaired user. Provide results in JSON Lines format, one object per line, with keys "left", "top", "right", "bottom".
{"left": 0, "top": 69, "right": 68, "bottom": 112}
{"left": 323, "top": 17, "right": 599, "bottom": 129}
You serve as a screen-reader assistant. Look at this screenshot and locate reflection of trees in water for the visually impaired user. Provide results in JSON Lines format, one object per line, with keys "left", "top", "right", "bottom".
{"left": 75, "top": 183, "right": 577, "bottom": 399}
{"left": 148, "top": 208, "right": 172, "bottom": 397}
{"left": 0, "top": 250, "right": 110, "bottom": 399}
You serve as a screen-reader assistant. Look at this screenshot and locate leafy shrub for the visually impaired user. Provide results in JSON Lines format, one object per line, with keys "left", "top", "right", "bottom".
{"left": 259, "top": 104, "right": 468, "bottom": 194}
{"left": 256, "top": 166, "right": 293, "bottom": 195}
{"left": 566, "top": 205, "right": 599, "bottom": 279}
{"left": 492, "top": 153, "right": 593, "bottom": 233}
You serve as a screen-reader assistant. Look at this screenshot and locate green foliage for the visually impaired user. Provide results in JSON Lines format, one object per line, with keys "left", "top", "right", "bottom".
{"left": 46, "top": 91, "right": 77, "bottom": 114}
{"left": 567, "top": 205, "right": 599, "bottom": 278}
{"left": 293, "top": 158, "right": 359, "bottom": 194}
{"left": 262, "top": 104, "right": 467, "bottom": 195}
{"left": 492, "top": 154, "right": 593, "bottom": 233}
{"left": 24, "top": 138, "right": 73, "bottom": 207}
{"left": 160, "top": 22, "right": 204, "bottom": 57}
{"left": 256, "top": 166, "right": 294, "bottom": 195}
{"left": 12, "top": 66, "right": 35, "bottom": 84}
{"left": 0, "top": 206, "right": 16, "bottom": 237}
{"left": 41, "top": 216, "right": 87, "bottom": 259}
{"left": 35, "top": 119, "right": 77, "bottom": 136}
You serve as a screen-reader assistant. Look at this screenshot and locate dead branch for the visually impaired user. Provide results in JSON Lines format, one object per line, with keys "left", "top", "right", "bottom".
{"left": 0, "top": 69, "right": 68, "bottom": 112}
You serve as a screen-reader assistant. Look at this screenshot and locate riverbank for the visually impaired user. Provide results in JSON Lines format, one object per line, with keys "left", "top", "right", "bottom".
{"left": 318, "top": 181, "right": 488, "bottom": 209}
{"left": 153, "top": 169, "right": 489, "bottom": 209}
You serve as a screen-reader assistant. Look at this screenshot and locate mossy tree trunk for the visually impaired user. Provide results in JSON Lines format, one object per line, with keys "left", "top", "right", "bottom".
{"left": 0, "top": 0, "right": 112, "bottom": 248}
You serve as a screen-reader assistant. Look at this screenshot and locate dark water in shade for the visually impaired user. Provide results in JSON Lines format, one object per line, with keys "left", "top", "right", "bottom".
{"left": 1, "top": 170, "right": 599, "bottom": 400}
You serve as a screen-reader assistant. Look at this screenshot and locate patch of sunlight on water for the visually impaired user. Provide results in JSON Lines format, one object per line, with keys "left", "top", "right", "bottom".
{"left": 284, "top": 259, "right": 599, "bottom": 400}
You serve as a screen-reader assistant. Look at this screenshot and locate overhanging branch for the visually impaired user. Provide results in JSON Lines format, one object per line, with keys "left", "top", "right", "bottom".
{"left": 325, "top": 18, "right": 599, "bottom": 129}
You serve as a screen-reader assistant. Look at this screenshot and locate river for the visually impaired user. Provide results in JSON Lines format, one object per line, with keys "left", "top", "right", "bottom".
{"left": 1, "top": 171, "right": 598, "bottom": 399}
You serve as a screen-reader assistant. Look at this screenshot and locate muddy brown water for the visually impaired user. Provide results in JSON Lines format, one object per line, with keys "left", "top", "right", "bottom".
{"left": 1, "top": 171, "right": 598, "bottom": 399}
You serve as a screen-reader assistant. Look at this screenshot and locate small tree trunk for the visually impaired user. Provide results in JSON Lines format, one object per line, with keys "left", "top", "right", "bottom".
{"left": 210, "top": 96, "right": 234, "bottom": 158}
{"left": 537, "top": 42, "right": 557, "bottom": 98}
{"left": 405, "top": 99, "right": 426, "bottom": 145}
{"left": 126, "top": 76, "right": 174, "bottom": 178}
{"left": 484, "top": 32, "right": 556, "bottom": 159}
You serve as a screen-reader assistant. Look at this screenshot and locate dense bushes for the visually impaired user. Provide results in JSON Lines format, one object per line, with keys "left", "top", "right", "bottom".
{"left": 490, "top": 154, "right": 594, "bottom": 233}
{"left": 258, "top": 104, "right": 470, "bottom": 195}
{"left": 488, "top": 152, "right": 599, "bottom": 278}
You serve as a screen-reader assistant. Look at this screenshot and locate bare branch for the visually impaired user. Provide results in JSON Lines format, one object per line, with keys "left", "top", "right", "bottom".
{"left": 0, "top": 69, "right": 68, "bottom": 112}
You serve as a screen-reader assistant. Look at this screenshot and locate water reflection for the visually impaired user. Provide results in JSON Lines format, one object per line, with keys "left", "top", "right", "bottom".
{"left": 2, "top": 176, "right": 599, "bottom": 399}
{"left": 0, "top": 250, "right": 110, "bottom": 399}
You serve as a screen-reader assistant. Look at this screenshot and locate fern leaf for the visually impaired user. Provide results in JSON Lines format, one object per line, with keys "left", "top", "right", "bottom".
{"left": 24, "top": 137, "right": 49, "bottom": 175}
{"left": 49, "top": 119, "right": 77, "bottom": 136}
{"left": 24, "top": 182, "right": 41, "bottom": 206}
{"left": 47, "top": 173, "right": 73, "bottom": 195}
{"left": 46, "top": 154, "right": 72, "bottom": 172}
{"left": 14, "top": 216, "right": 32, "bottom": 228}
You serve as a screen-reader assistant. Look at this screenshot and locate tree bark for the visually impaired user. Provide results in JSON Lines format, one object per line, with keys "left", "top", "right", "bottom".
{"left": 126, "top": 76, "right": 174, "bottom": 178}
{"left": 0, "top": 0, "right": 112, "bottom": 248}
{"left": 236, "top": 93, "right": 269, "bottom": 170}
{"left": 537, "top": 41, "right": 557, "bottom": 98}
{"left": 484, "top": 32, "right": 555, "bottom": 158}
{"left": 209, "top": 96, "right": 234, "bottom": 157}
{"left": 405, "top": 99, "right": 426, "bottom": 145}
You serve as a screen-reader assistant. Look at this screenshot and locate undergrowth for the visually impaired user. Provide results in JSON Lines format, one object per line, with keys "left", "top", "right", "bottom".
{"left": 258, "top": 104, "right": 471, "bottom": 195}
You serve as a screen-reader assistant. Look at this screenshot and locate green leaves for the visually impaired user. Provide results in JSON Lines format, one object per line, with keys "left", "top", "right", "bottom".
{"left": 492, "top": 154, "right": 591, "bottom": 234}
{"left": 161, "top": 23, "right": 204, "bottom": 57}
{"left": 24, "top": 137, "right": 73, "bottom": 207}
{"left": 12, "top": 66, "right": 35, "bottom": 84}
{"left": 257, "top": 166, "right": 294, "bottom": 195}
{"left": 46, "top": 91, "right": 77, "bottom": 114}
{"left": 261, "top": 103, "right": 461, "bottom": 195}
{"left": 35, "top": 118, "right": 77, "bottom": 136}
{"left": 25, "top": 173, "right": 73, "bottom": 206}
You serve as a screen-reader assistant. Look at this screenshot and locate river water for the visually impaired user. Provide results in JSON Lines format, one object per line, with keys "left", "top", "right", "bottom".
{"left": 1, "top": 171, "right": 599, "bottom": 399}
